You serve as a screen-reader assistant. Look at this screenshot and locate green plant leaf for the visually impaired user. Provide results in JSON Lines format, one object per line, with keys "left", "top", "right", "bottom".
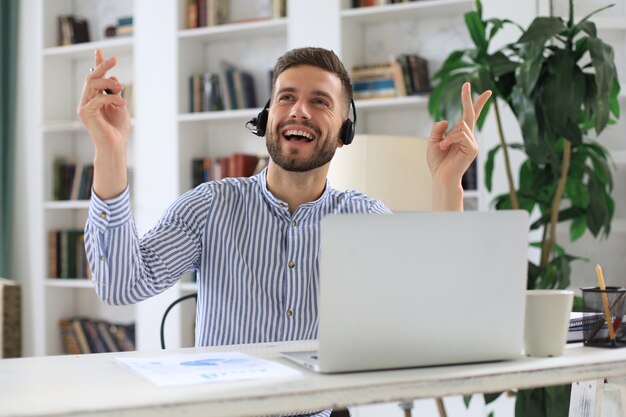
{"left": 510, "top": 86, "right": 544, "bottom": 162}
{"left": 575, "top": 20, "right": 597, "bottom": 38}
{"left": 515, "top": 39, "right": 546, "bottom": 95}
{"left": 486, "top": 51, "right": 518, "bottom": 78}
{"left": 545, "top": 385, "right": 572, "bottom": 417}
{"left": 484, "top": 145, "right": 501, "bottom": 192}
{"left": 586, "top": 166, "right": 608, "bottom": 236}
{"left": 570, "top": 216, "right": 587, "bottom": 241}
{"left": 609, "top": 78, "right": 621, "bottom": 118}
{"left": 518, "top": 17, "right": 566, "bottom": 45}
{"left": 588, "top": 37, "right": 616, "bottom": 97}
{"left": 515, "top": 388, "right": 545, "bottom": 417}
{"left": 476, "top": 95, "right": 492, "bottom": 130}
{"left": 465, "top": 11, "right": 488, "bottom": 52}
{"left": 484, "top": 392, "right": 504, "bottom": 404}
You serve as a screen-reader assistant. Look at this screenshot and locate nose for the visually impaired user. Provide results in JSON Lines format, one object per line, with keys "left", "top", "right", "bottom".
{"left": 289, "top": 99, "right": 311, "bottom": 120}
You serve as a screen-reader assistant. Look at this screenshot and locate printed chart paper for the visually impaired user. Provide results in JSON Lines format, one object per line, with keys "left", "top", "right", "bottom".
{"left": 116, "top": 351, "right": 302, "bottom": 387}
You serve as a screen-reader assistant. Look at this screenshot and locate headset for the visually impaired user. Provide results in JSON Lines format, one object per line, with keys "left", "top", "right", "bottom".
{"left": 246, "top": 98, "right": 357, "bottom": 145}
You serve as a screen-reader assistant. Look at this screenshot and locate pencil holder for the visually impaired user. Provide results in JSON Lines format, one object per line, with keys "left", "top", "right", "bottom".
{"left": 581, "top": 286, "right": 626, "bottom": 348}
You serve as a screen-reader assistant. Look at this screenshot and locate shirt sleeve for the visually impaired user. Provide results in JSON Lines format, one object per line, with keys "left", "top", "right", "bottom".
{"left": 85, "top": 185, "right": 211, "bottom": 305}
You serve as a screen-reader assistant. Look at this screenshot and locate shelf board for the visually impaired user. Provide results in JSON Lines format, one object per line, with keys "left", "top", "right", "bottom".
{"left": 43, "top": 37, "right": 134, "bottom": 59}
{"left": 342, "top": 0, "right": 473, "bottom": 23}
{"left": 44, "top": 200, "right": 91, "bottom": 210}
{"left": 355, "top": 95, "right": 429, "bottom": 111}
{"left": 42, "top": 118, "right": 135, "bottom": 133}
{"left": 41, "top": 120, "right": 85, "bottom": 133}
{"left": 178, "top": 107, "right": 259, "bottom": 123}
{"left": 463, "top": 189, "right": 480, "bottom": 199}
{"left": 45, "top": 279, "right": 93, "bottom": 289}
{"left": 178, "top": 18, "right": 287, "bottom": 43}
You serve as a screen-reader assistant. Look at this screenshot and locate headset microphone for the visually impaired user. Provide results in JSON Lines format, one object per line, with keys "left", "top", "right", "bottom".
{"left": 246, "top": 100, "right": 270, "bottom": 137}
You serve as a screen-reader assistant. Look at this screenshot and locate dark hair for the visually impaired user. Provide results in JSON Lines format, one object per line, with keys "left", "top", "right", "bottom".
{"left": 271, "top": 47, "right": 353, "bottom": 113}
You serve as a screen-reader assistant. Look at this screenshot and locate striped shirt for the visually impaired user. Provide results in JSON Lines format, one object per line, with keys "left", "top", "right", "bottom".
{"left": 85, "top": 168, "right": 390, "bottom": 348}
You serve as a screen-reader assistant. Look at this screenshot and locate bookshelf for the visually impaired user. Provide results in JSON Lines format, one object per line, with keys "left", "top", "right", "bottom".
{"left": 32, "top": 0, "right": 136, "bottom": 356}
{"left": 30, "top": 0, "right": 523, "bottom": 355}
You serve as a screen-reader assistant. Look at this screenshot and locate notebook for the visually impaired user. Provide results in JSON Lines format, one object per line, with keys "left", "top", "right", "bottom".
{"left": 282, "top": 210, "right": 529, "bottom": 373}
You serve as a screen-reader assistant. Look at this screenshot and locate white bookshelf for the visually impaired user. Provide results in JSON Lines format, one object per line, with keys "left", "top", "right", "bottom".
{"left": 32, "top": 0, "right": 136, "bottom": 357}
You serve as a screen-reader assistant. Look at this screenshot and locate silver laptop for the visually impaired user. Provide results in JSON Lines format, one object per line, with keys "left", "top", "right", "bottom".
{"left": 283, "top": 211, "right": 529, "bottom": 373}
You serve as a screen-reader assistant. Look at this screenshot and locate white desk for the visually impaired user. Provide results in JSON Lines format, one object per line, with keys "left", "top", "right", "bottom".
{"left": 2, "top": 341, "right": 626, "bottom": 417}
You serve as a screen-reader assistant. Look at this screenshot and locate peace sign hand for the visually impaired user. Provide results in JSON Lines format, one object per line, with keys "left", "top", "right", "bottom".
{"left": 427, "top": 82, "right": 491, "bottom": 191}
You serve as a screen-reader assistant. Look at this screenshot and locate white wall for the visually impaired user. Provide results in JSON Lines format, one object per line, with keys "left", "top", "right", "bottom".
{"left": 15, "top": 0, "right": 41, "bottom": 358}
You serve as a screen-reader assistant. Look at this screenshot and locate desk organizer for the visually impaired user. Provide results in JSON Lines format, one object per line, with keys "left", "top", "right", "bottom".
{"left": 582, "top": 286, "right": 626, "bottom": 348}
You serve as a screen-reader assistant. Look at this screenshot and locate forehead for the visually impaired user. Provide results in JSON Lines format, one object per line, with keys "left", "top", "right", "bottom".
{"left": 274, "top": 65, "right": 343, "bottom": 98}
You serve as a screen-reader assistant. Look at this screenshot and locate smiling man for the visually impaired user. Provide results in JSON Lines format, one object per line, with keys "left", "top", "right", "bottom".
{"left": 78, "top": 47, "right": 490, "bottom": 415}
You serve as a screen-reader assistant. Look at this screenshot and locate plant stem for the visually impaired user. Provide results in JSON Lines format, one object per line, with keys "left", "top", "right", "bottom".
{"left": 540, "top": 140, "right": 572, "bottom": 268}
{"left": 493, "top": 98, "right": 519, "bottom": 209}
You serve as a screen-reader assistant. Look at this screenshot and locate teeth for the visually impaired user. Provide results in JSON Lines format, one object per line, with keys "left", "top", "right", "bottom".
{"left": 285, "top": 129, "right": 314, "bottom": 140}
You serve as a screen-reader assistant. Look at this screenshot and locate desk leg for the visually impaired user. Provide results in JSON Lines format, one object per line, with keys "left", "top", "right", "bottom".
{"left": 569, "top": 380, "right": 601, "bottom": 417}
{"left": 569, "top": 379, "right": 626, "bottom": 417}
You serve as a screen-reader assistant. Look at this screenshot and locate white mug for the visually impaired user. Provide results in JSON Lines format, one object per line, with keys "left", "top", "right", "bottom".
{"left": 524, "top": 289, "right": 574, "bottom": 357}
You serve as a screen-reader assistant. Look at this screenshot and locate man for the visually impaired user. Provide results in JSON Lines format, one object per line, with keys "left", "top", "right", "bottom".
{"left": 78, "top": 47, "right": 490, "bottom": 347}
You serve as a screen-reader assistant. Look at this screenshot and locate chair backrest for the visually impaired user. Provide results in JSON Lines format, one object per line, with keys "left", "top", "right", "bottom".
{"left": 160, "top": 292, "right": 197, "bottom": 349}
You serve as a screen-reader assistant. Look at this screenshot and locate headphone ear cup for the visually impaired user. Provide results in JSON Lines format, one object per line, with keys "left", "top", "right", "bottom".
{"left": 255, "top": 108, "right": 268, "bottom": 137}
{"left": 340, "top": 119, "right": 355, "bottom": 145}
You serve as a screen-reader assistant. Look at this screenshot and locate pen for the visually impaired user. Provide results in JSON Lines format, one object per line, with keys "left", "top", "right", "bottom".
{"left": 595, "top": 264, "right": 616, "bottom": 344}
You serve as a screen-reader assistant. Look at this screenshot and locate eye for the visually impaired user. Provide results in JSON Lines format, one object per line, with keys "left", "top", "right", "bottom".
{"left": 278, "top": 94, "right": 294, "bottom": 102}
{"left": 312, "top": 97, "right": 329, "bottom": 107}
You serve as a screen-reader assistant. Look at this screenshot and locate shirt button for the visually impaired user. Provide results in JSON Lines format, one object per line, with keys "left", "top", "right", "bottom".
{"left": 291, "top": 220, "right": 297, "bottom": 227}
{"left": 100, "top": 255, "right": 105, "bottom": 262}
{"left": 286, "top": 310, "right": 293, "bottom": 318}
{"left": 288, "top": 260, "right": 295, "bottom": 269}
{"left": 100, "top": 212, "right": 107, "bottom": 219}
{"left": 279, "top": 203, "right": 287, "bottom": 209}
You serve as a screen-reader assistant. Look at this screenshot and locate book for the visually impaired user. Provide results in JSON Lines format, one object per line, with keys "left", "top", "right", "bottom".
{"left": 229, "top": 153, "right": 260, "bottom": 178}
{"left": 57, "top": 15, "right": 91, "bottom": 46}
{"left": 0, "top": 278, "right": 21, "bottom": 358}
{"left": 59, "top": 319, "right": 81, "bottom": 355}
{"left": 59, "top": 318, "right": 135, "bottom": 354}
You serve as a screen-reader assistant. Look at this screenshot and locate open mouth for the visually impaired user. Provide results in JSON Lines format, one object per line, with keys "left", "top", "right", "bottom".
{"left": 283, "top": 129, "right": 315, "bottom": 143}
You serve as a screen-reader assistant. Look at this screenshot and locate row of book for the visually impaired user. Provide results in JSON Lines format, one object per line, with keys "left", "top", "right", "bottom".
{"left": 352, "top": 54, "right": 431, "bottom": 100}
{"left": 189, "top": 62, "right": 260, "bottom": 112}
{"left": 59, "top": 317, "right": 135, "bottom": 355}
{"left": 191, "top": 153, "right": 268, "bottom": 187}
{"left": 185, "top": 0, "right": 286, "bottom": 29}
{"left": 57, "top": 15, "right": 90, "bottom": 46}
{"left": 48, "top": 229, "right": 90, "bottom": 280}
{"left": 53, "top": 160, "right": 94, "bottom": 201}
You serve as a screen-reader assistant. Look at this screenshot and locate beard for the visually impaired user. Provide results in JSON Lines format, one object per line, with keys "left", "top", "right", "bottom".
{"left": 266, "top": 120, "right": 339, "bottom": 172}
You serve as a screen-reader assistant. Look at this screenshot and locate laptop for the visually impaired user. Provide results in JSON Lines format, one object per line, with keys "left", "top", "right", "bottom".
{"left": 282, "top": 210, "right": 529, "bottom": 373}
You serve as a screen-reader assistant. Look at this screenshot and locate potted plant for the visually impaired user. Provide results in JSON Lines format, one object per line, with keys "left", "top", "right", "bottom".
{"left": 428, "top": 0, "right": 621, "bottom": 416}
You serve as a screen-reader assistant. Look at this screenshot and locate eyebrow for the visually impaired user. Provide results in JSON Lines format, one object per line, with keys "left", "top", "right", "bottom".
{"left": 275, "top": 87, "right": 335, "bottom": 103}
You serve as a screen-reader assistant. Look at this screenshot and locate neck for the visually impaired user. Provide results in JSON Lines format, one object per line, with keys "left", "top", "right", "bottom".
{"left": 265, "top": 161, "right": 329, "bottom": 213}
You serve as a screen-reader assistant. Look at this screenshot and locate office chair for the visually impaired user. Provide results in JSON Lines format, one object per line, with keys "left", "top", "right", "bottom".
{"left": 160, "top": 292, "right": 197, "bottom": 349}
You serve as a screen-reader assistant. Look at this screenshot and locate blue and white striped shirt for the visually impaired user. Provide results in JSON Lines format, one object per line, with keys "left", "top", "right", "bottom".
{"left": 86, "top": 168, "right": 390, "bottom": 347}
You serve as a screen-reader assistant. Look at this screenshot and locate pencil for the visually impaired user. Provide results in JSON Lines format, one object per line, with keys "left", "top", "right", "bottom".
{"left": 595, "top": 264, "right": 616, "bottom": 343}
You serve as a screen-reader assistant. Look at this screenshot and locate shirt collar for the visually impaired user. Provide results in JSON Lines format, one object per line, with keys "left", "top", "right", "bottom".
{"left": 256, "top": 167, "right": 332, "bottom": 213}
